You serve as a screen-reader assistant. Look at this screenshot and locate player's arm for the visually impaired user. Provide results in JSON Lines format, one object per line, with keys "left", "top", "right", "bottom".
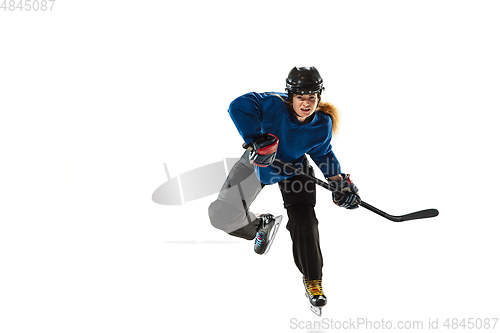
{"left": 230, "top": 93, "right": 279, "bottom": 167}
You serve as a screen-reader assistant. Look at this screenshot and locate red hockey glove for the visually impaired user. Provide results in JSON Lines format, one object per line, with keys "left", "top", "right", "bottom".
{"left": 329, "top": 174, "right": 360, "bottom": 209}
{"left": 243, "top": 133, "right": 279, "bottom": 167}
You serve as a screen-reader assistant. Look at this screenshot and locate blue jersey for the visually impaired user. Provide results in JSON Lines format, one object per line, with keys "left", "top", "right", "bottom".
{"left": 228, "top": 92, "right": 341, "bottom": 185}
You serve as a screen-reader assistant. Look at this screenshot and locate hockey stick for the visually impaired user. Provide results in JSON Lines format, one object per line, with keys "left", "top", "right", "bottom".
{"left": 271, "top": 158, "right": 439, "bottom": 222}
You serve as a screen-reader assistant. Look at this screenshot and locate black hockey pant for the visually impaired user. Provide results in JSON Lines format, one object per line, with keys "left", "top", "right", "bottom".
{"left": 208, "top": 151, "right": 323, "bottom": 280}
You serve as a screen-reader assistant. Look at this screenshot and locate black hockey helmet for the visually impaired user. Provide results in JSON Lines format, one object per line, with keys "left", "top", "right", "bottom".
{"left": 285, "top": 67, "right": 324, "bottom": 99}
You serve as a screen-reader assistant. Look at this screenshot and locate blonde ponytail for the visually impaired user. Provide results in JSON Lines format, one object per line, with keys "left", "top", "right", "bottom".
{"left": 316, "top": 101, "right": 340, "bottom": 136}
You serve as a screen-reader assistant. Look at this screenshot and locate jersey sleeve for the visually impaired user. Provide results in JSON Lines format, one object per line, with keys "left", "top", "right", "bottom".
{"left": 228, "top": 92, "right": 264, "bottom": 145}
{"left": 309, "top": 147, "right": 342, "bottom": 178}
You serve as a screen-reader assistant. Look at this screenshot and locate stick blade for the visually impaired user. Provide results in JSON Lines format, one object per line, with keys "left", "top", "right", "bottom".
{"left": 397, "top": 208, "right": 439, "bottom": 222}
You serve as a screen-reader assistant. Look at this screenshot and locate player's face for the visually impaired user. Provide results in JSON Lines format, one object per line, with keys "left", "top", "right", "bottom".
{"left": 292, "top": 94, "right": 319, "bottom": 121}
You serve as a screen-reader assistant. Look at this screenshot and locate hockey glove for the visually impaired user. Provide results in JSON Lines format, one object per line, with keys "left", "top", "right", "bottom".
{"left": 243, "top": 133, "right": 279, "bottom": 167}
{"left": 329, "top": 173, "right": 360, "bottom": 209}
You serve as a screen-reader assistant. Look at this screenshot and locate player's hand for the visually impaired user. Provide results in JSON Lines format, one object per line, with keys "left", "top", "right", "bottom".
{"left": 242, "top": 133, "right": 279, "bottom": 167}
{"left": 329, "top": 174, "right": 360, "bottom": 209}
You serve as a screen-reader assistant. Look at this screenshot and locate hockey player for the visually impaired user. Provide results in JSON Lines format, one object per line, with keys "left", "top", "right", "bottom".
{"left": 208, "top": 67, "right": 360, "bottom": 316}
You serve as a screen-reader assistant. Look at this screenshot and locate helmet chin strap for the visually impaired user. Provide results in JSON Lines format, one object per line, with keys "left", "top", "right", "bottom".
{"left": 293, "top": 110, "right": 303, "bottom": 119}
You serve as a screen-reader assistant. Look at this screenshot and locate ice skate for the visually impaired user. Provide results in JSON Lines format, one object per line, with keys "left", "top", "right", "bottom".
{"left": 303, "top": 276, "right": 327, "bottom": 316}
{"left": 254, "top": 214, "right": 282, "bottom": 255}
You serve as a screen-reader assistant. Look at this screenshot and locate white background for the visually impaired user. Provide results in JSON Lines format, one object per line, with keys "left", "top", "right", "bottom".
{"left": 1, "top": 1, "right": 499, "bottom": 332}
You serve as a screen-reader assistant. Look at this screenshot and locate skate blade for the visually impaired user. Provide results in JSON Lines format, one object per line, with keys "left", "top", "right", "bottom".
{"left": 310, "top": 305, "right": 322, "bottom": 317}
{"left": 305, "top": 292, "right": 324, "bottom": 317}
{"left": 262, "top": 215, "right": 282, "bottom": 255}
